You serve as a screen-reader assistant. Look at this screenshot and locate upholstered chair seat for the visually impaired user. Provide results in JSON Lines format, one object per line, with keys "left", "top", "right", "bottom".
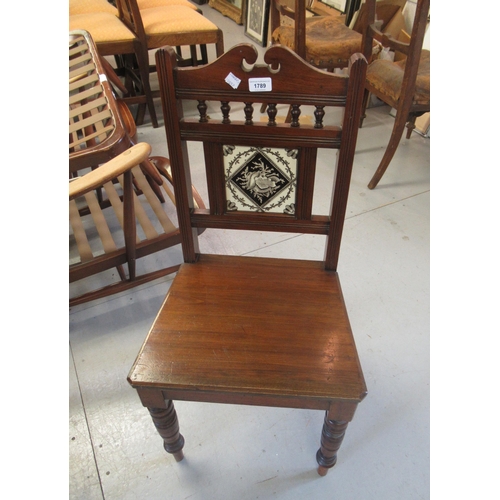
{"left": 69, "top": 0, "right": 118, "bottom": 15}
{"left": 366, "top": 49, "right": 430, "bottom": 105}
{"left": 69, "top": 12, "right": 136, "bottom": 47}
{"left": 272, "top": 15, "right": 362, "bottom": 70}
{"left": 139, "top": 5, "right": 222, "bottom": 48}
{"left": 359, "top": 0, "right": 430, "bottom": 189}
{"left": 137, "top": 0, "right": 198, "bottom": 9}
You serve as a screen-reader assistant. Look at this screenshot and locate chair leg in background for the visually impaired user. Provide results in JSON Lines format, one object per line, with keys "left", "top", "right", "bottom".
{"left": 406, "top": 114, "right": 417, "bottom": 139}
{"left": 148, "top": 401, "right": 185, "bottom": 462}
{"left": 359, "top": 89, "right": 370, "bottom": 128}
{"left": 367, "top": 111, "right": 408, "bottom": 189}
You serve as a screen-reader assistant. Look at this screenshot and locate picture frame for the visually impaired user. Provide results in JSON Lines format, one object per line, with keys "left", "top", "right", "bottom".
{"left": 209, "top": 0, "right": 245, "bottom": 25}
{"left": 244, "top": 0, "right": 270, "bottom": 47}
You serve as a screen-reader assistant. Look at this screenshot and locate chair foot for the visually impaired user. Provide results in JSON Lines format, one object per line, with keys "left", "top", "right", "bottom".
{"left": 316, "top": 413, "right": 349, "bottom": 475}
{"left": 317, "top": 465, "right": 329, "bottom": 476}
{"left": 367, "top": 112, "right": 408, "bottom": 189}
{"left": 148, "top": 401, "right": 185, "bottom": 461}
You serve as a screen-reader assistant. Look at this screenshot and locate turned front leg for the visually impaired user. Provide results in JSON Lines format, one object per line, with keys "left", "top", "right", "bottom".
{"left": 148, "top": 400, "right": 185, "bottom": 462}
{"left": 316, "top": 413, "right": 349, "bottom": 476}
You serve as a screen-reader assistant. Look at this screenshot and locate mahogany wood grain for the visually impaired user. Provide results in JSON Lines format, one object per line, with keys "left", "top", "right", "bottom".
{"left": 130, "top": 255, "right": 367, "bottom": 400}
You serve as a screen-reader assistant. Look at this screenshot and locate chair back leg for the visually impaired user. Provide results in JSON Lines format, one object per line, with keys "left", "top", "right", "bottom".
{"left": 367, "top": 109, "right": 409, "bottom": 189}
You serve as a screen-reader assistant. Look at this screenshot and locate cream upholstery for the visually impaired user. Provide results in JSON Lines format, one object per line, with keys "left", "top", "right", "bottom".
{"left": 140, "top": 5, "right": 221, "bottom": 48}
{"left": 137, "top": 0, "right": 198, "bottom": 10}
{"left": 69, "top": 0, "right": 118, "bottom": 15}
{"left": 69, "top": 12, "right": 136, "bottom": 44}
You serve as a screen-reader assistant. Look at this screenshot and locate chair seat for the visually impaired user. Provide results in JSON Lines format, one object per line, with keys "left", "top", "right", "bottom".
{"left": 137, "top": 0, "right": 198, "bottom": 9}
{"left": 366, "top": 49, "right": 430, "bottom": 105}
{"left": 272, "top": 16, "right": 362, "bottom": 69}
{"left": 69, "top": 0, "right": 118, "bottom": 15}
{"left": 140, "top": 5, "right": 221, "bottom": 48}
{"left": 129, "top": 254, "right": 367, "bottom": 406}
{"left": 69, "top": 12, "right": 136, "bottom": 47}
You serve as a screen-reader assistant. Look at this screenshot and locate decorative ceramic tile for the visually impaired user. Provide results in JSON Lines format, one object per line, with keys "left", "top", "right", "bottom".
{"left": 224, "top": 146, "right": 297, "bottom": 214}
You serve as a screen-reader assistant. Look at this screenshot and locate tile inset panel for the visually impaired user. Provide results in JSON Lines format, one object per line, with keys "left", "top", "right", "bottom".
{"left": 224, "top": 146, "right": 297, "bottom": 214}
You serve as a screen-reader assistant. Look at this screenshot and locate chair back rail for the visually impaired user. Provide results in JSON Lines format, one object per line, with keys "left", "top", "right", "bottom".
{"left": 156, "top": 43, "right": 367, "bottom": 270}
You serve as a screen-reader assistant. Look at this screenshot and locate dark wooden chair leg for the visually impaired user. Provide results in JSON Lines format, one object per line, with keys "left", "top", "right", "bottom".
{"left": 367, "top": 110, "right": 408, "bottom": 189}
{"left": 316, "top": 412, "right": 349, "bottom": 476}
{"left": 148, "top": 401, "right": 185, "bottom": 462}
{"left": 135, "top": 103, "right": 147, "bottom": 127}
{"left": 406, "top": 114, "right": 417, "bottom": 139}
{"left": 200, "top": 44, "right": 208, "bottom": 65}
{"left": 133, "top": 40, "right": 159, "bottom": 128}
{"left": 359, "top": 89, "right": 370, "bottom": 128}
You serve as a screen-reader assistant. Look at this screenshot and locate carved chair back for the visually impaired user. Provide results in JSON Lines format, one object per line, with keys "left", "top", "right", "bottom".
{"left": 155, "top": 43, "right": 367, "bottom": 270}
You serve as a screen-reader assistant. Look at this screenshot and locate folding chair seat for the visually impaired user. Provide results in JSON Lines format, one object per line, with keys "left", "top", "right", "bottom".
{"left": 69, "top": 30, "right": 205, "bottom": 306}
{"left": 70, "top": 30, "right": 132, "bottom": 170}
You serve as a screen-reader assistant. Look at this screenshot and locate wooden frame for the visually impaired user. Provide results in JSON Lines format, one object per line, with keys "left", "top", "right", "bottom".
{"left": 244, "top": 0, "right": 270, "bottom": 46}
{"left": 209, "top": 0, "right": 244, "bottom": 25}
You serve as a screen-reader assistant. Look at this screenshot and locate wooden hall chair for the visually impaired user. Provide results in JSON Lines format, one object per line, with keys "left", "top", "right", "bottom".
{"left": 128, "top": 43, "right": 368, "bottom": 475}
{"left": 360, "top": 0, "right": 430, "bottom": 189}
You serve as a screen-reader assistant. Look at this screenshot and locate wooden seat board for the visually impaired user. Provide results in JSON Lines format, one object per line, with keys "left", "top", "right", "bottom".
{"left": 130, "top": 254, "right": 366, "bottom": 401}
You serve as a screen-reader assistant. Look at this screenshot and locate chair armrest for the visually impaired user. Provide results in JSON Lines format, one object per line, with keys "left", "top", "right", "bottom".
{"left": 69, "top": 142, "right": 151, "bottom": 200}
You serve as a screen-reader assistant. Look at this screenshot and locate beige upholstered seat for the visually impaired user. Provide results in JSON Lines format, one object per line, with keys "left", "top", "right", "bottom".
{"left": 69, "top": 12, "right": 136, "bottom": 48}
{"left": 69, "top": 0, "right": 118, "bottom": 15}
{"left": 366, "top": 50, "right": 430, "bottom": 105}
{"left": 137, "top": 0, "right": 198, "bottom": 10}
{"left": 69, "top": 0, "right": 198, "bottom": 15}
{"left": 140, "top": 5, "right": 223, "bottom": 48}
{"left": 273, "top": 14, "right": 362, "bottom": 70}
{"left": 117, "top": 0, "right": 224, "bottom": 67}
